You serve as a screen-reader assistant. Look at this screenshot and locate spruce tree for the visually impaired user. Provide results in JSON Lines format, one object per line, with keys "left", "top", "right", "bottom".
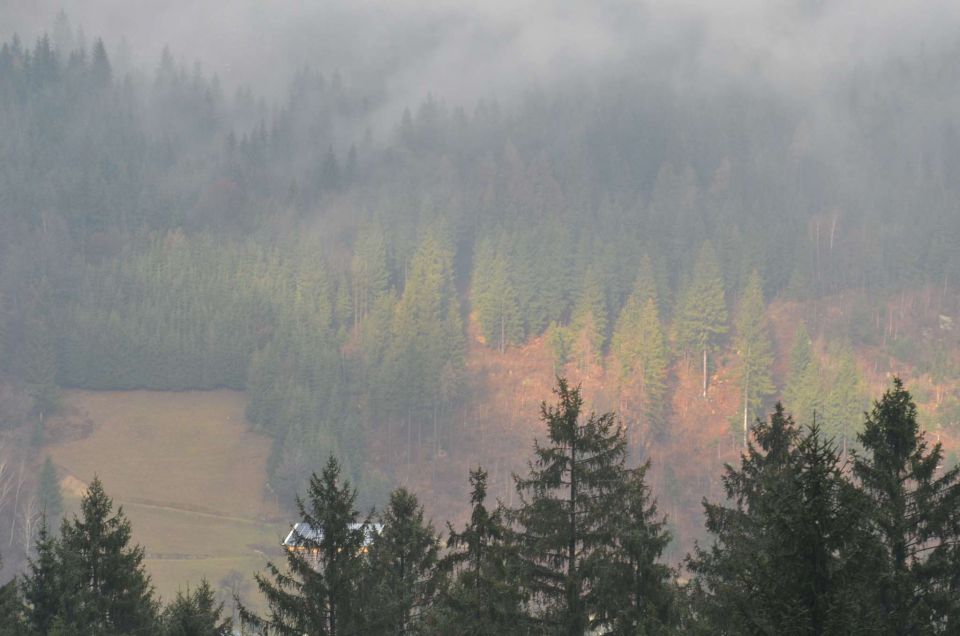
{"left": 570, "top": 267, "right": 608, "bottom": 370}
{"left": 545, "top": 321, "right": 572, "bottom": 373}
{"left": 733, "top": 270, "right": 775, "bottom": 446}
{"left": 90, "top": 38, "right": 111, "bottom": 86}
{"left": 0, "top": 554, "right": 26, "bottom": 636}
{"left": 472, "top": 239, "right": 524, "bottom": 353}
{"left": 433, "top": 468, "right": 528, "bottom": 634}
{"left": 783, "top": 322, "right": 822, "bottom": 427}
{"left": 351, "top": 222, "right": 391, "bottom": 329}
{"left": 674, "top": 241, "right": 728, "bottom": 398}
{"left": 56, "top": 477, "right": 159, "bottom": 634}
{"left": 852, "top": 379, "right": 960, "bottom": 633}
{"left": 590, "top": 462, "right": 676, "bottom": 634}
{"left": 24, "top": 313, "right": 59, "bottom": 425}
{"left": 21, "top": 520, "right": 60, "bottom": 634}
{"left": 508, "top": 378, "right": 669, "bottom": 634}
{"left": 162, "top": 580, "right": 231, "bottom": 636}
{"left": 687, "top": 405, "right": 877, "bottom": 635}
{"left": 611, "top": 255, "right": 661, "bottom": 378}
{"left": 823, "top": 343, "right": 863, "bottom": 455}
{"left": 613, "top": 290, "right": 669, "bottom": 445}
{"left": 364, "top": 488, "right": 441, "bottom": 635}
{"left": 38, "top": 457, "right": 63, "bottom": 525}
{"left": 384, "top": 227, "right": 464, "bottom": 424}
{"left": 241, "top": 456, "right": 368, "bottom": 636}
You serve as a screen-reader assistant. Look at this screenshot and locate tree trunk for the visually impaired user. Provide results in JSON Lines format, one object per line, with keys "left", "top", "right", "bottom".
{"left": 743, "top": 381, "right": 749, "bottom": 448}
{"left": 567, "top": 436, "right": 580, "bottom": 635}
{"left": 702, "top": 348, "right": 708, "bottom": 398}
{"left": 500, "top": 309, "right": 505, "bottom": 355}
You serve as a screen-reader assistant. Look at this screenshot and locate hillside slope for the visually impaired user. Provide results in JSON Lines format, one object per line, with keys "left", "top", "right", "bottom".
{"left": 368, "top": 289, "right": 960, "bottom": 555}
{"left": 45, "top": 390, "right": 285, "bottom": 607}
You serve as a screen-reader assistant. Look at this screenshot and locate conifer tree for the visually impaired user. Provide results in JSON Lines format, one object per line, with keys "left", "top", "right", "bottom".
{"left": 852, "top": 379, "right": 960, "bottom": 633}
{"left": 674, "top": 241, "right": 728, "bottom": 397}
{"left": 56, "top": 477, "right": 159, "bottom": 634}
{"left": 571, "top": 267, "right": 608, "bottom": 370}
{"left": 241, "top": 456, "right": 368, "bottom": 636}
{"left": 384, "top": 227, "right": 464, "bottom": 424}
{"left": 0, "top": 554, "right": 25, "bottom": 636}
{"left": 24, "top": 314, "right": 59, "bottom": 424}
{"left": 611, "top": 255, "right": 660, "bottom": 375}
{"left": 365, "top": 488, "right": 441, "bottom": 634}
{"left": 613, "top": 289, "right": 669, "bottom": 444}
{"left": 90, "top": 38, "right": 111, "bottom": 86}
{"left": 351, "top": 222, "right": 391, "bottom": 329}
{"left": 21, "top": 478, "right": 160, "bottom": 634}
{"left": 733, "top": 270, "right": 775, "bottom": 446}
{"left": 590, "top": 462, "right": 676, "bottom": 633}
{"left": 162, "top": 580, "right": 231, "bottom": 636}
{"left": 508, "top": 379, "right": 671, "bottom": 634}
{"left": 511, "top": 221, "right": 575, "bottom": 334}
{"left": 320, "top": 146, "right": 340, "bottom": 193}
{"left": 823, "top": 343, "right": 863, "bottom": 455}
{"left": 38, "top": 457, "right": 63, "bottom": 525}
{"left": 783, "top": 322, "right": 822, "bottom": 427}
{"left": 0, "top": 588, "right": 23, "bottom": 635}
{"left": 472, "top": 238, "right": 524, "bottom": 353}
{"left": 545, "top": 321, "right": 572, "bottom": 374}
{"left": 687, "top": 405, "right": 878, "bottom": 634}
{"left": 21, "top": 520, "right": 60, "bottom": 634}
{"left": 433, "top": 467, "right": 528, "bottom": 634}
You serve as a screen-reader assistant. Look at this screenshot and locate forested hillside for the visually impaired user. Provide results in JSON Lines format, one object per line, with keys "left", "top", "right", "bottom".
{"left": 0, "top": 9, "right": 959, "bottom": 580}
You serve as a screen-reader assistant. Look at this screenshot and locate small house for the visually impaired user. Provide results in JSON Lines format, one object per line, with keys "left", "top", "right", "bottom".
{"left": 283, "top": 521, "right": 383, "bottom": 557}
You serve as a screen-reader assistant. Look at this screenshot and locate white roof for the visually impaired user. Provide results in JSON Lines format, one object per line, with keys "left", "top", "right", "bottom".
{"left": 283, "top": 521, "right": 383, "bottom": 548}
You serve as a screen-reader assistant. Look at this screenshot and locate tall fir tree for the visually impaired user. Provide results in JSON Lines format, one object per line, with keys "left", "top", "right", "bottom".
{"left": 783, "top": 322, "right": 822, "bottom": 428}
{"left": 24, "top": 478, "right": 160, "bottom": 634}
{"left": 570, "top": 266, "right": 608, "bottom": 371}
{"left": 687, "top": 405, "right": 878, "bottom": 634}
{"left": 471, "top": 236, "right": 524, "bottom": 353}
{"left": 241, "top": 456, "right": 368, "bottom": 636}
{"left": 733, "top": 270, "right": 775, "bottom": 446}
{"left": 674, "top": 241, "right": 728, "bottom": 398}
{"left": 351, "top": 222, "right": 391, "bottom": 330}
{"left": 613, "top": 290, "right": 669, "bottom": 447}
{"left": 508, "top": 379, "right": 672, "bottom": 634}
{"left": 64, "top": 478, "right": 159, "bottom": 633}
{"left": 852, "top": 379, "right": 960, "bottom": 633}
{"left": 611, "top": 255, "right": 661, "bottom": 377}
{"left": 541, "top": 322, "right": 571, "bottom": 377}
{"left": 23, "top": 313, "right": 59, "bottom": 427}
{"left": 383, "top": 227, "right": 464, "bottom": 428}
{"left": 90, "top": 38, "right": 111, "bottom": 87}
{"left": 21, "top": 521, "right": 60, "bottom": 634}
{"left": 38, "top": 457, "right": 63, "bottom": 525}
{"left": 589, "top": 461, "right": 676, "bottom": 633}
{"left": 433, "top": 467, "right": 528, "bottom": 635}
{"left": 823, "top": 342, "right": 863, "bottom": 456}
{"left": 364, "top": 488, "right": 441, "bottom": 635}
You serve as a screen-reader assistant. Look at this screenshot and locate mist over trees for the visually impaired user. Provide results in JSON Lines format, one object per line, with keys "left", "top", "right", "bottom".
{"left": 0, "top": 3, "right": 959, "bottom": 630}
{"left": 2, "top": 9, "right": 958, "bottom": 498}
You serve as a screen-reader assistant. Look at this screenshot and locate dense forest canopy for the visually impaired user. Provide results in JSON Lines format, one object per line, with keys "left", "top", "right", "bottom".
{"left": 0, "top": 3, "right": 959, "bottom": 607}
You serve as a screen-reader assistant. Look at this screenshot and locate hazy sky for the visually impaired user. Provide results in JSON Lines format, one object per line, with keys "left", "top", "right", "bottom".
{"left": 2, "top": 0, "right": 959, "bottom": 142}
{"left": 0, "top": 0, "right": 955, "bottom": 184}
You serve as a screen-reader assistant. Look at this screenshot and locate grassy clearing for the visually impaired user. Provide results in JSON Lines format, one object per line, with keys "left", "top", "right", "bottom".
{"left": 47, "top": 390, "right": 287, "bottom": 607}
